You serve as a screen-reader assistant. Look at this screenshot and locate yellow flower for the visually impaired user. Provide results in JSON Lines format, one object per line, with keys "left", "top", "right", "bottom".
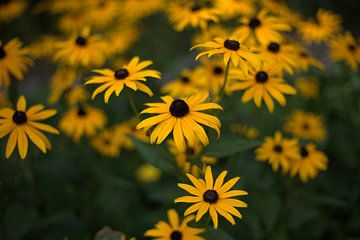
{"left": 214, "top": 0, "right": 255, "bottom": 19}
{"left": 0, "top": 0, "right": 26, "bottom": 22}
{"left": 234, "top": 9, "right": 291, "bottom": 45}
{"left": 0, "top": 96, "right": 59, "bottom": 159}
{"left": 290, "top": 143, "right": 328, "bottom": 182}
{"left": 0, "top": 38, "right": 32, "bottom": 88}
{"left": 57, "top": 11, "right": 89, "bottom": 33}
{"left": 59, "top": 104, "right": 107, "bottom": 142}
{"left": 27, "top": 36, "right": 58, "bottom": 59}
{"left": 119, "top": 0, "right": 164, "bottom": 21}
{"left": 191, "top": 36, "right": 261, "bottom": 75}
{"left": 192, "top": 25, "right": 229, "bottom": 45}
{"left": 167, "top": 1, "right": 219, "bottom": 32}
{"left": 85, "top": 56, "right": 161, "bottom": 103}
{"left": 295, "top": 77, "right": 319, "bottom": 99}
{"left": 283, "top": 110, "right": 326, "bottom": 141}
{"left": 83, "top": 0, "right": 120, "bottom": 30}
{"left": 229, "top": 64, "right": 296, "bottom": 112}
{"left": 298, "top": 9, "right": 341, "bottom": 43}
{"left": 255, "top": 131, "right": 300, "bottom": 172}
{"left": 114, "top": 118, "right": 148, "bottom": 151}
{"left": 91, "top": 129, "right": 120, "bottom": 158}
{"left": 230, "top": 124, "right": 259, "bottom": 139}
{"left": 105, "top": 24, "right": 139, "bottom": 56}
{"left": 295, "top": 46, "right": 324, "bottom": 72}
{"left": 53, "top": 27, "right": 107, "bottom": 67}
{"left": 261, "top": 0, "right": 302, "bottom": 27}
{"left": 136, "top": 92, "right": 222, "bottom": 152}
{"left": 175, "top": 166, "right": 248, "bottom": 229}
{"left": 144, "top": 209, "right": 205, "bottom": 240}
{"left": 329, "top": 32, "right": 360, "bottom": 70}
{"left": 135, "top": 163, "right": 161, "bottom": 183}
{"left": 34, "top": 0, "right": 92, "bottom": 14}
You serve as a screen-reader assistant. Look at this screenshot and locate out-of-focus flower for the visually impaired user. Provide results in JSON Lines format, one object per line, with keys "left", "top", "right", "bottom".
{"left": 0, "top": 0, "right": 26, "bottom": 22}
{"left": 329, "top": 32, "right": 360, "bottom": 70}
{"left": 295, "top": 77, "right": 319, "bottom": 99}
{"left": 135, "top": 163, "right": 161, "bottom": 183}
{"left": 214, "top": 0, "right": 255, "bottom": 19}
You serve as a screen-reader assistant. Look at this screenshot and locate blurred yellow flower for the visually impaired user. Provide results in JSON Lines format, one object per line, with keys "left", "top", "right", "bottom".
{"left": 295, "top": 46, "right": 324, "bottom": 72}
{"left": 214, "top": 0, "right": 255, "bottom": 19}
{"left": 230, "top": 124, "right": 259, "bottom": 139}
{"left": 295, "top": 77, "right": 319, "bottom": 99}
{"left": 329, "top": 32, "right": 360, "bottom": 70}
{"left": 113, "top": 118, "right": 148, "bottom": 151}
{"left": 91, "top": 129, "right": 120, "bottom": 158}
{"left": 0, "top": 0, "right": 26, "bottom": 22}
{"left": 135, "top": 163, "right": 161, "bottom": 183}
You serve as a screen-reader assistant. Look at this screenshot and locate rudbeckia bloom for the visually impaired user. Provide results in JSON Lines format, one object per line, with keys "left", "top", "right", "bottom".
{"left": 255, "top": 131, "right": 300, "bottom": 172}
{"left": 83, "top": 0, "right": 120, "bottom": 29}
{"left": 290, "top": 143, "right": 328, "bottom": 182}
{"left": 234, "top": 9, "right": 291, "bottom": 45}
{"left": 214, "top": 0, "right": 255, "bottom": 19}
{"left": 283, "top": 110, "right": 326, "bottom": 141}
{"left": 295, "top": 46, "right": 324, "bottom": 72}
{"left": 0, "top": 39, "right": 32, "bottom": 88}
{"left": 295, "top": 77, "right": 319, "bottom": 99}
{"left": 85, "top": 56, "right": 161, "bottom": 103}
{"left": 136, "top": 92, "right": 222, "bottom": 152}
{"left": 175, "top": 166, "right": 248, "bottom": 229}
{"left": 191, "top": 37, "right": 261, "bottom": 75}
{"left": 59, "top": 104, "right": 107, "bottom": 142}
{"left": 53, "top": 27, "right": 107, "bottom": 67}
{"left": 0, "top": 0, "right": 26, "bottom": 22}
{"left": 167, "top": 1, "right": 219, "bottom": 32}
{"left": 298, "top": 9, "right": 341, "bottom": 43}
{"left": 0, "top": 96, "right": 59, "bottom": 159}
{"left": 91, "top": 129, "right": 120, "bottom": 158}
{"left": 144, "top": 209, "right": 205, "bottom": 240}
{"left": 113, "top": 118, "right": 148, "bottom": 151}
{"left": 329, "top": 32, "right": 360, "bottom": 70}
{"left": 230, "top": 64, "right": 296, "bottom": 112}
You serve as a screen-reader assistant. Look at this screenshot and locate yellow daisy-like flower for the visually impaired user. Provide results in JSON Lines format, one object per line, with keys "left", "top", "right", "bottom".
{"left": 135, "top": 163, "right": 161, "bottom": 183}
{"left": 295, "top": 46, "right": 324, "bottom": 72}
{"left": 57, "top": 11, "right": 88, "bottom": 33}
{"left": 0, "top": 0, "right": 26, "bottom": 22}
{"left": 136, "top": 92, "right": 222, "bottom": 152}
{"left": 214, "top": 0, "right": 255, "bottom": 19}
{"left": 255, "top": 131, "right": 300, "bottom": 172}
{"left": 85, "top": 56, "right": 161, "bottom": 103}
{"left": 191, "top": 37, "right": 261, "bottom": 75}
{"left": 0, "top": 38, "right": 32, "bottom": 88}
{"left": 175, "top": 166, "right": 248, "bottom": 229}
{"left": 295, "top": 77, "right": 319, "bottom": 99}
{"left": 83, "top": 0, "right": 120, "bottom": 30}
{"left": 0, "top": 96, "right": 59, "bottom": 159}
{"left": 230, "top": 64, "right": 296, "bottom": 112}
{"left": 298, "top": 9, "right": 341, "bottom": 44}
{"left": 290, "top": 143, "right": 328, "bottom": 182}
{"left": 234, "top": 9, "right": 291, "bottom": 46}
{"left": 144, "top": 209, "right": 205, "bottom": 240}
{"left": 329, "top": 32, "right": 360, "bottom": 70}
{"left": 59, "top": 104, "right": 107, "bottom": 142}
{"left": 91, "top": 129, "right": 120, "bottom": 158}
{"left": 119, "top": 0, "right": 164, "bottom": 21}
{"left": 283, "top": 110, "right": 326, "bottom": 141}
{"left": 113, "top": 118, "right": 148, "bottom": 151}
{"left": 53, "top": 27, "right": 107, "bottom": 67}
{"left": 167, "top": 1, "right": 219, "bottom": 32}
{"left": 105, "top": 24, "right": 139, "bottom": 56}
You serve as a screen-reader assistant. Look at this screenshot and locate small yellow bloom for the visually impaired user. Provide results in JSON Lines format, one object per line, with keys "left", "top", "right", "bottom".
{"left": 329, "top": 32, "right": 360, "bottom": 70}
{"left": 91, "top": 129, "right": 120, "bottom": 158}
{"left": 135, "top": 163, "right": 161, "bottom": 183}
{"left": 295, "top": 77, "right": 319, "bottom": 99}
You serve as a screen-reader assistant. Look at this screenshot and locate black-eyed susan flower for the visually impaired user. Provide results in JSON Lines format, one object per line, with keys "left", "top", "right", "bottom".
{"left": 83, "top": 0, "right": 120, "bottom": 30}
{"left": 290, "top": 143, "right": 328, "bottom": 182}
{"left": 0, "top": 96, "right": 59, "bottom": 159}
{"left": 91, "top": 129, "right": 120, "bottom": 158}
{"left": 191, "top": 37, "right": 261, "bottom": 75}
{"left": 175, "top": 166, "right": 248, "bottom": 229}
{"left": 53, "top": 27, "right": 107, "bottom": 67}
{"left": 144, "top": 209, "right": 205, "bottom": 240}
{"left": 105, "top": 24, "right": 139, "bottom": 56}
{"left": 135, "top": 163, "right": 161, "bottom": 183}
{"left": 234, "top": 9, "right": 291, "bottom": 45}
{"left": 255, "top": 131, "right": 300, "bottom": 172}
{"left": 0, "top": 39, "right": 32, "bottom": 88}
{"left": 59, "top": 104, "right": 107, "bottom": 142}
{"left": 167, "top": 1, "right": 219, "bottom": 32}
{"left": 295, "top": 46, "right": 324, "bottom": 72}
{"left": 0, "top": 0, "right": 26, "bottom": 22}
{"left": 298, "top": 9, "right": 341, "bottom": 44}
{"left": 329, "top": 32, "right": 360, "bottom": 70}
{"left": 295, "top": 77, "right": 319, "bottom": 99}
{"left": 85, "top": 57, "right": 161, "bottom": 103}
{"left": 114, "top": 118, "right": 148, "bottom": 151}
{"left": 230, "top": 64, "right": 296, "bottom": 112}
{"left": 136, "top": 92, "right": 222, "bottom": 152}
{"left": 214, "top": 0, "right": 255, "bottom": 19}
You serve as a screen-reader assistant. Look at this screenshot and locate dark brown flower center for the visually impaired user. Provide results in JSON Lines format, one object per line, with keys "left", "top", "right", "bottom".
{"left": 114, "top": 68, "right": 129, "bottom": 80}
{"left": 267, "top": 42, "right": 280, "bottom": 53}
{"left": 12, "top": 111, "right": 27, "bottom": 125}
{"left": 300, "top": 51, "right": 308, "bottom": 58}
{"left": 303, "top": 123, "right": 309, "bottom": 130}
{"left": 203, "top": 190, "right": 219, "bottom": 203}
{"left": 0, "top": 46, "right": 6, "bottom": 59}
{"left": 348, "top": 45, "right": 356, "bottom": 52}
{"left": 77, "top": 108, "right": 87, "bottom": 117}
{"left": 191, "top": 3, "right": 202, "bottom": 12}
{"left": 213, "top": 66, "right": 223, "bottom": 75}
{"left": 170, "top": 231, "right": 182, "bottom": 240}
{"left": 300, "top": 147, "right": 309, "bottom": 158}
{"left": 255, "top": 71, "right": 268, "bottom": 83}
{"left": 181, "top": 76, "right": 190, "bottom": 83}
{"left": 186, "top": 147, "right": 195, "bottom": 155}
{"left": 170, "top": 99, "right": 189, "bottom": 117}
{"left": 273, "top": 145, "right": 283, "bottom": 153}
{"left": 224, "top": 39, "right": 240, "bottom": 51}
{"left": 75, "top": 36, "right": 87, "bottom": 46}
{"left": 104, "top": 139, "right": 110, "bottom": 145}
{"left": 249, "top": 18, "right": 261, "bottom": 29}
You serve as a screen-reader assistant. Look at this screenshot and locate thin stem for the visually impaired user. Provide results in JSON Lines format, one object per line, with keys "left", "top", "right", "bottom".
{"left": 127, "top": 92, "right": 139, "bottom": 117}
{"left": 219, "top": 59, "right": 231, "bottom": 99}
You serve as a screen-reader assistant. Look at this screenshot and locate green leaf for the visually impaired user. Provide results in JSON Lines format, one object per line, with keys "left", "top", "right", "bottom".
{"left": 203, "top": 135, "right": 261, "bottom": 158}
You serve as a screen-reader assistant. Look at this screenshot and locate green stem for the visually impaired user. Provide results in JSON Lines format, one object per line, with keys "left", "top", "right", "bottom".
{"left": 127, "top": 92, "right": 139, "bottom": 117}
{"left": 219, "top": 59, "right": 231, "bottom": 99}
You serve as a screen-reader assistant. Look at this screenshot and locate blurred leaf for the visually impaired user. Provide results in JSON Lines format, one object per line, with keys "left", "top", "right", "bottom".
{"left": 203, "top": 135, "right": 261, "bottom": 158}
{"left": 288, "top": 205, "right": 318, "bottom": 229}
{"left": 203, "top": 228, "right": 235, "bottom": 240}
{"left": 94, "top": 226, "right": 124, "bottom": 240}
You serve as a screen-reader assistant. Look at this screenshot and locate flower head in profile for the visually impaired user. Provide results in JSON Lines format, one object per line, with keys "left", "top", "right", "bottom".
{"left": 329, "top": 32, "right": 360, "bottom": 70}
{"left": 229, "top": 64, "right": 296, "bottom": 112}
{"left": 144, "top": 209, "right": 205, "bottom": 240}
{"left": 0, "top": 96, "right": 59, "bottom": 159}
{"left": 175, "top": 166, "right": 248, "bottom": 229}
{"left": 136, "top": 92, "right": 222, "bottom": 152}
{"left": 256, "top": 131, "right": 300, "bottom": 172}
{"left": 85, "top": 56, "right": 161, "bottom": 103}
{"left": 191, "top": 36, "right": 261, "bottom": 75}
{"left": 0, "top": 0, "right": 26, "bottom": 22}
{"left": 0, "top": 38, "right": 32, "bottom": 88}
{"left": 234, "top": 9, "right": 291, "bottom": 45}
{"left": 290, "top": 143, "right": 328, "bottom": 182}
